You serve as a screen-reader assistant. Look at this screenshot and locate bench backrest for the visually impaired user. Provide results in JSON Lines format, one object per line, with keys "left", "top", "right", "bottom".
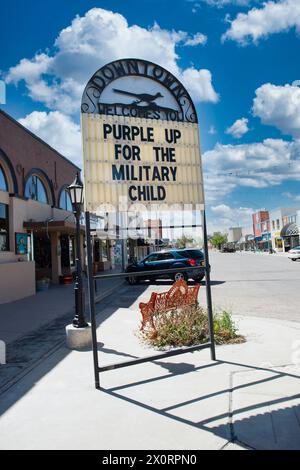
{"left": 153, "top": 280, "right": 200, "bottom": 312}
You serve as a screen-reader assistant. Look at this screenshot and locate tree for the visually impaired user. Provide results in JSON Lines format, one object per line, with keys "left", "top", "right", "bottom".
{"left": 209, "top": 232, "right": 227, "bottom": 250}
{"left": 175, "top": 234, "right": 195, "bottom": 248}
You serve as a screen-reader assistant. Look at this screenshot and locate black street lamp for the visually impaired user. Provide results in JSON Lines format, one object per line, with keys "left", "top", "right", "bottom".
{"left": 68, "top": 172, "right": 88, "bottom": 328}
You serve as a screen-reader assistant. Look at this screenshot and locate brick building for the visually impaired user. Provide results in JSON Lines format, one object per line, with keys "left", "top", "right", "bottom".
{"left": 0, "top": 110, "right": 83, "bottom": 303}
{"left": 252, "top": 210, "right": 271, "bottom": 250}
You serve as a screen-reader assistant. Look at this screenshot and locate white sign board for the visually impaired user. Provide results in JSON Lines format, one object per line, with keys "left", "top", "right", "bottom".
{"left": 81, "top": 58, "right": 204, "bottom": 212}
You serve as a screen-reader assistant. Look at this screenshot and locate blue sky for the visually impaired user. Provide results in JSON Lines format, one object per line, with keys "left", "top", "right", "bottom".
{"left": 1, "top": 0, "right": 300, "bottom": 231}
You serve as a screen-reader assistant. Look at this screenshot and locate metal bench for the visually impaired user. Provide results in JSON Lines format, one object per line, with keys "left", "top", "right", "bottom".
{"left": 139, "top": 280, "right": 200, "bottom": 331}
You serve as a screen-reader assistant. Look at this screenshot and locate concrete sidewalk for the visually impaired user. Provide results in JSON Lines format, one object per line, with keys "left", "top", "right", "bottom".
{"left": 239, "top": 250, "right": 289, "bottom": 257}
{"left": 0, "top": 280, "right": 299, "bottom": 450}
{"left": 0, "top": 272, "right": 123, "bottom": 344}
{"left": 0, "top": 273, "right": 124, "bottom": 394}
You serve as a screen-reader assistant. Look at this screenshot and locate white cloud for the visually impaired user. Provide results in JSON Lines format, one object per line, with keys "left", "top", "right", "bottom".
{"left": 253, "top": 83, "right": 300, "bottom": 138}
{"left": 203, "top": 138, "right": 300, "bottom": 202}
{"left": 181, "top": 68, "right": 218, "bottom": 103}
{"left": 184, "top": 32, "right": 207, "bottom": 46}
{"left": 6, "top": 8, "right": 218, "bottom": 114}
{"left": 208, "top": 125, "right": 217, "bottom": 135}
{"left": 200, "top": 0, "right": 252, "bottom": 7}
{"left": 210, "top": 204, "right": 254, "bottom": 232}
{"left": 282, "top": 191, "right": 300, "bottom": 202}
{"left": 6, "top": 53, "right": 53, "bottom": 84}
{"left": 18, "top": 111, "right": 82, "bottom": 166}
{"left": 226, "top": 117, "right": 250, "bottom": 138}
{"left": 222, "top": 0, "right": 300, "bottom": 45}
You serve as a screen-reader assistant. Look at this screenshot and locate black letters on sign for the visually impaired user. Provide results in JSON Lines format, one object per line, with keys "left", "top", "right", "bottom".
{"left": 108, "top": 123, "right": 182, "bottom": 202}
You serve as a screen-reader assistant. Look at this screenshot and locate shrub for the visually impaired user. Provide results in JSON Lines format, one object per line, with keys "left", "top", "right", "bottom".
{"left": 139, "top": 305, "right": 245, "bottom": 349}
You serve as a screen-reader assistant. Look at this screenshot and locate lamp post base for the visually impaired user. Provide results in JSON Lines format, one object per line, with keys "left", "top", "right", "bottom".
{"left": 65, "top": 323, "right": 92, "bottom": 350}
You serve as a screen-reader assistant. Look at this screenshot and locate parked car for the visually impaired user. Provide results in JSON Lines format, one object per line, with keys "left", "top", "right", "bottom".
{"left": 221, "top": 246, "right": 236, "bottom": 253}
{"left": 125, "top": 248, "right": 206, "bottom": 285}
{"left": 288, "top": 246, "right": 300, "bottom": 261}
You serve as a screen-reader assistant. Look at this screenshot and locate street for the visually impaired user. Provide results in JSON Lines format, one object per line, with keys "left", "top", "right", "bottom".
{"left": 121, "top": 250, "right": 300, "bottom": 324}
{"left": 207, "top": 251, "right": 300, "bottom": 322}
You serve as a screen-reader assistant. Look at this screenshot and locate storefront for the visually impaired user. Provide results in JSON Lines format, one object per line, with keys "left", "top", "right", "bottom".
{"left": 262, "top": 232, "right": 271, "bottom": 251}
{"left": 23, "top": 220, "right": 85, "bottom": 283}
{"left": 240, "top": 234, "right": 255, "bottom": 251}
{"left": 254, "top": 233, "right": 271, "bottom": 251}
{"left": 93, "top": 238, "right": 112, "bottom": 271}
{"left": 272, "top": 231, "right": 283, "bottom": 252}
{"left": 0, "top": 110, "right": 81, "bottom": 303}
{"left": 280, "top": 223, "right": 299, "bottom": 252}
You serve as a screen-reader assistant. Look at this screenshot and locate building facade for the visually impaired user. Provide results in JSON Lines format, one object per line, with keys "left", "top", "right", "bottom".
{"left": 239, "top": 225, "right": 254, "bottom": 250}
{"left": 252, "top": 210, "right": 271, "bottom": 251}
{"left": 280, "top": 210, "right": 300, "bottom": 251}
{"left": 269, "top": 208, "right": 299, "bottom": 252}
{"left": 0, "top": 110, "right": 81, "bottom": 303}
{"left": 227, "top": 227, "right": 242, "bottom": 245}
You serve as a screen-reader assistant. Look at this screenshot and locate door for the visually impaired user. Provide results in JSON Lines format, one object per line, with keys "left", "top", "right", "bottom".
{"left": 33, "top": 234, "right": 51, "bottom": 279}
{"left": 144, "top": 252, "right": 176, "bottom": 278}
{"left": 60, "top": 234, "right": 71, "bottom": 274}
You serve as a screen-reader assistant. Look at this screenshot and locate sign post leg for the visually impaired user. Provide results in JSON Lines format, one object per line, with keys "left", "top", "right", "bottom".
{"left": 85, "top": 211, "right": 100, "bottom": 389}
{"left": 202, "top": 210, "right": 216, "bottom": 361}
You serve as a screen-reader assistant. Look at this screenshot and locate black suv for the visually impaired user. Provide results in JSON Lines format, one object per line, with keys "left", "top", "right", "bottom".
{"left": 125, "top": 248, "right": 206, "bottom": 285}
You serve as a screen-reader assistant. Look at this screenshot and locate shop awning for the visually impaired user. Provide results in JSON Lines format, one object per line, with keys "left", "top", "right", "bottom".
{"left": 280, "top": 223, "right": 299, "bottom": 237}
{"left": 23, "top": 220, "right": 85, "bottom": 234}
{"left": 246, "top": 234, "right": 255, "bottom": 241}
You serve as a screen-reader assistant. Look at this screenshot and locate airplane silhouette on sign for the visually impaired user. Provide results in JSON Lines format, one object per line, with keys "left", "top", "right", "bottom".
{"left": 113, "top": 88, "right": 164, "bottom": 106}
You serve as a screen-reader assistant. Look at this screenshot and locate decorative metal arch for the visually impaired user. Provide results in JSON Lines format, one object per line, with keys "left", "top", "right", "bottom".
{"left": 280, "top": 223, "right": 299, "bottom": 237}
{"left": 24, "top": 168, "right": 56, "bottom": 207}
{"left": 81, "top": 58, "right": 198, "bottom": 123}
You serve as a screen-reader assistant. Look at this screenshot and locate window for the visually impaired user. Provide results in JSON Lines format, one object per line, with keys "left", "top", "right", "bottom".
{"left": 276, "top": 219, "right": 280, "bottom": 229}
{"left": 59, "top": 189, "right": 72, "bottom": 211}
{"left": 272, "top": 221, "right": 275, "bottom": 230}
{"left": 178, "top": 249, "right": 204, "bottom": 260}
{"left": 145, "top": 253, "right": 159, "bottom": 262}
{"left": 0, "top": 166, "right": 8, "bottom": 191}
{"left": 0, "top": 203, "right": 9, "bottom": 251}
{"left": 156, "top": 252, "right": 175, "bottom": 261}
{"left": 25, "top": 175, "right": 48, "bottom": 204}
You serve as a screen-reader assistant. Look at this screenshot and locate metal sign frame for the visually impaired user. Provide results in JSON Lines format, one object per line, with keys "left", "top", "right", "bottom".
{"left": 85, "top": 210, "right": 215, "bottom": 390}
{"left": 81, "top": 58, "right": 216, "bottom": 389}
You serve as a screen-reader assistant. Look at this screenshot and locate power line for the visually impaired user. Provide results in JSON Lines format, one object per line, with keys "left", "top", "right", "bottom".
{"left": 205, "top": 161, "right": 299, "bottom": 178}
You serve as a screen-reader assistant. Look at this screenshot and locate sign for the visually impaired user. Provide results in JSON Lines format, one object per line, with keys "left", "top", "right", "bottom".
{"left": 262, "top": 232, "right": 271, "bottom": 241}
{"left": 81, "top": 58, "right": 197, "bottom": 123}
{"left": 15, "top": 233, "right": 28, "bottom": 255}
{"left": 81, "top": 58, "right": 204, "bottom": 212}
{"left": 81, "top": 60, "right": 216, "bottom": 390}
